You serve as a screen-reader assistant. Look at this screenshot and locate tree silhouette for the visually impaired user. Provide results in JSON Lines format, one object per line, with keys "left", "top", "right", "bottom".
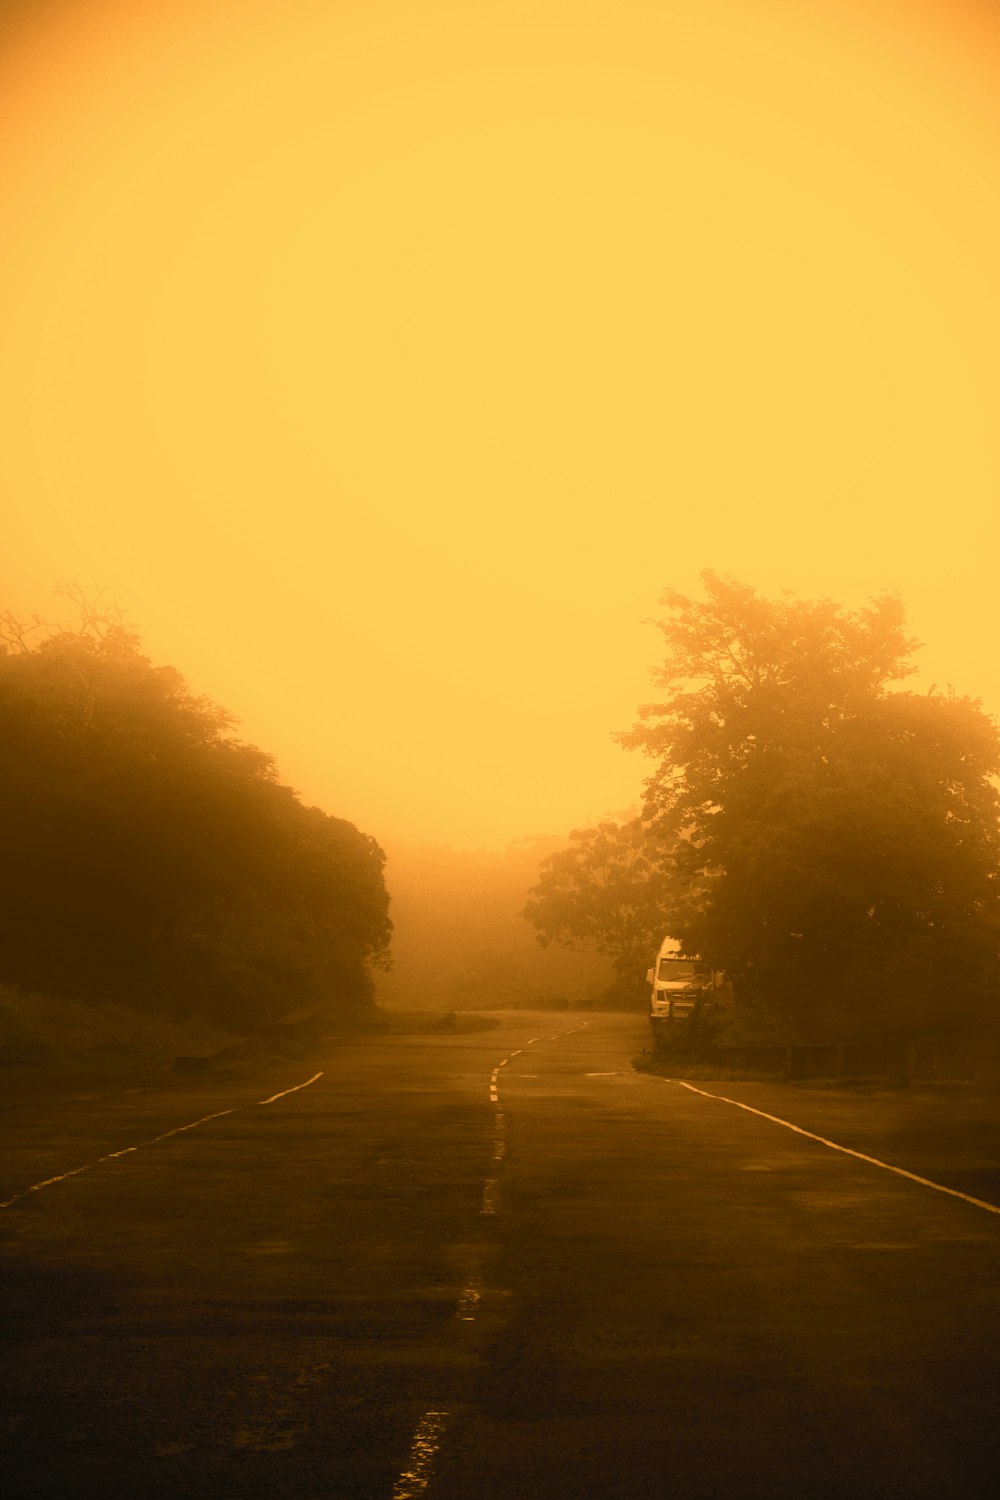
{"left": 621, "top": 573, "right": 1000, "bottom": 1041}
{"left": 0, "top": 591, "right": 390, "bottom": 1028}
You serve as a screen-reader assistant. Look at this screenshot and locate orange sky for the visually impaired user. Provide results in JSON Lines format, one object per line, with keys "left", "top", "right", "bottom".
{"left": 2, "top": 0, "right": 999, "bottom": 848}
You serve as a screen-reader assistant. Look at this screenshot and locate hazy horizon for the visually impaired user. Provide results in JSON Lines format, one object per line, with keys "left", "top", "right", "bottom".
{"left": 3, "top": 0, "right": 999, "bottom": 850}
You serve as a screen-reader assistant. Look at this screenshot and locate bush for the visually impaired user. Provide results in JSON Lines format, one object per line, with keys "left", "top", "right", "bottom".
{"left": 0, "top": 981, "right": 232, "bottom": 1079}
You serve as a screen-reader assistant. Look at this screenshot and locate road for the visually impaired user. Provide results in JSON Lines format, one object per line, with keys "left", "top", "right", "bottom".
{"left": 3, "top": 1011, "right": 1000, "bottom": 1498}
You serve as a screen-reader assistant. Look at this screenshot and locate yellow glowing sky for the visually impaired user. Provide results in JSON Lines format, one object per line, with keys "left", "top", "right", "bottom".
{"left": 2, "top": 0, "right": 999, "bottom": 847}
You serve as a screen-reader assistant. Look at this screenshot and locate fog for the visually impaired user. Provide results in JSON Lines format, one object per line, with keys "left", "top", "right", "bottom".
{"left": 375, "top": 838, "right": 614, "bottom": 1013}
{"left": 2, "top": 0, "right": 999, "bottom": 851}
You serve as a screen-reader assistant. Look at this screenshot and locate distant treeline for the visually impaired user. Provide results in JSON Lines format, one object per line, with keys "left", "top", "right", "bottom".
{"left": 0, "top": 596, "right": 391, "bottom": 1031}
{"left": 374, "top": 837, "right": 615, "bottom": 1013}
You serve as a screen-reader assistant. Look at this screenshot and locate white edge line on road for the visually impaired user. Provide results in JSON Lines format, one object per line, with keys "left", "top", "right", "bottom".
{"left": 391, "top": 1410, "right": 450, "bottom": 1500}
{"left": 670, "top": 1078, "right": 1000, "bottom": 1218}
{"left": 0, "top": 1107, "right": 237, "bottom": 1209}
{"left": 257, "top": 1071, "right": 324, "bottom": 1105}
{"left": 0, "top": 1071, "right": 326, "bottom": 1210}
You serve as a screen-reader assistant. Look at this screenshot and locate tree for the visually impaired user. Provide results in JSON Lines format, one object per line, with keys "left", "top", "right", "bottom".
{"left": 0, "top": 591, "right": 391, "bottom": 1027}
{"left": 620, "top": 572, "right": 1000, "bottom": 1042}
{"left": 374, "top": 836, "right": 614, "bottom": 1012}
{"left": 522, "top": 818, "right": 675, "bottom": 1002}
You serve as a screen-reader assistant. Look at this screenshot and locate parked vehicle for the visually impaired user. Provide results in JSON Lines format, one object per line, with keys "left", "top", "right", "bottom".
{"left": 646, "top": 937, "right": 727, "bottom": 1030}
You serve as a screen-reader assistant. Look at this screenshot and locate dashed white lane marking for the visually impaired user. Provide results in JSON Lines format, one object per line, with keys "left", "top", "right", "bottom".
{"left": 671, "top": 1079, "right": 1000, "bottom": 1219}
{"left": 481, "top": 1178, "right": 501, "bottom": 1215}
{"left": 391, "top": 1410, "right": 450, "bottom": 1499}
{"left": 0, "top": 1073, "right": 325, "bottom": 1210}
{"left": 487, "top": 1022, "right": 589, "bottom": 1103}
{"left": 257, "top": 1071, "right": 324, "bottom": 1105}
{"left": 0, "top": 1108, "right": 235, "bottom": 1208}
{"left": 456, "top": 1278, "right": 483, "bottom": 1320}
{"left": 481, "top": 1021, "right": 589, "bottom": 1184}
{"left": 493, "top": 1140, "right": 505, "bottom": 1162}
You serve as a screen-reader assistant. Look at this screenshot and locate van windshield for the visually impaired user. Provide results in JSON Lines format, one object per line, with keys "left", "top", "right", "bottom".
{"left": 657, "top": 959, "right": 705, "bottom": 982}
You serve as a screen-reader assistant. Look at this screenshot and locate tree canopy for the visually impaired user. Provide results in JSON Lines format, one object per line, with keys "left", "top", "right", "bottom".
{"left": 620, "top": 572, "right": 1000, "bottom": 1041}
{"left": 522, "top": 817, "right": 675, "bottom": 1002}
{"left": 0, "top": 594, "right": 391, "bottom": 1029}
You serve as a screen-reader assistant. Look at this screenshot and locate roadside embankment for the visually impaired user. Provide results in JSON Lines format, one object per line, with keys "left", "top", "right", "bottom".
{"left": 0, "top": 984, "right": 360, "bottom": 1097}
{"left": 0, "top": 982, "right": 238, "bottom": 1095}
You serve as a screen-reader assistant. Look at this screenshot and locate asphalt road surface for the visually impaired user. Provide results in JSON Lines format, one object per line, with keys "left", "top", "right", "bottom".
{"left": 3, "top": 1011, "right": 1000, "bottom": 1498}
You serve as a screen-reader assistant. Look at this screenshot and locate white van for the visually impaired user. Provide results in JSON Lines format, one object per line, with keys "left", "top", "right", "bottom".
{"left": 646, "top": 938, "right": 725, "bottom": 1027}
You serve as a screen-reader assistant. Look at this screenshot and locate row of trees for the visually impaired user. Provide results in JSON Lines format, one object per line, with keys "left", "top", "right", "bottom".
{"left": 524, "top": 574, "right": 1000, "bottom": 1043}
{"left": 0, "top": 591, "right": 391, "bottom": 1031}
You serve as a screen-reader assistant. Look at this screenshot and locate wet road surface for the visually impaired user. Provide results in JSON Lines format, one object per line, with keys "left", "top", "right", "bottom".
{"left": 3, "top": 1011, "right": 1000, "bottom": 1497}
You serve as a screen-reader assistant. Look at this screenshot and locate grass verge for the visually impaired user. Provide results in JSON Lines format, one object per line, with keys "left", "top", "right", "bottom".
{"left": 0, "top": 981, "right": 239, "bottom": 1090}
{"left": 633, "top": 1049, "right": 788, "bottom": 1083}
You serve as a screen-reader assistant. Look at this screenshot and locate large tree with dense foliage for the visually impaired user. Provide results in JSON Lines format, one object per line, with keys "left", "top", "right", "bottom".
{"left": 0, "top": 596, "right": 391, "bottom": 1028}
{"left": 522, "top": 818, "right": 675, "bottom": 1001}
{"left": 620, "top": 573, "right": 1000, "bottom": 1041}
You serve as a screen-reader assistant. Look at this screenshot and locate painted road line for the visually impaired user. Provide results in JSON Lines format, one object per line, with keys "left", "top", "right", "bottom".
{"left": 0, "top": 1072, "right": 325, "bottom": 1210}
{"left": 481, "top": 1023, "right": 593, "bottom": 1205}
{"left": 0, "top": 1162, "right": 93, "bottom": 1203}
{"left": 391, "top": 1410, "right": 450, "bottom": 1500}
{"left": 456, "top": 1278, "right": 483, "bottom": 1321}
{"left": 0, "top": 1107, "right": 236, "bottom": 1209}
{"left": 481, "top": 1178, "right": 500, "bottom": 1215}
{"left": 672, "top": 1079, "right": 1000, "bottom": 1219}
{"left": 257, "top": 1071, "right": 324, "bottom": 1105}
